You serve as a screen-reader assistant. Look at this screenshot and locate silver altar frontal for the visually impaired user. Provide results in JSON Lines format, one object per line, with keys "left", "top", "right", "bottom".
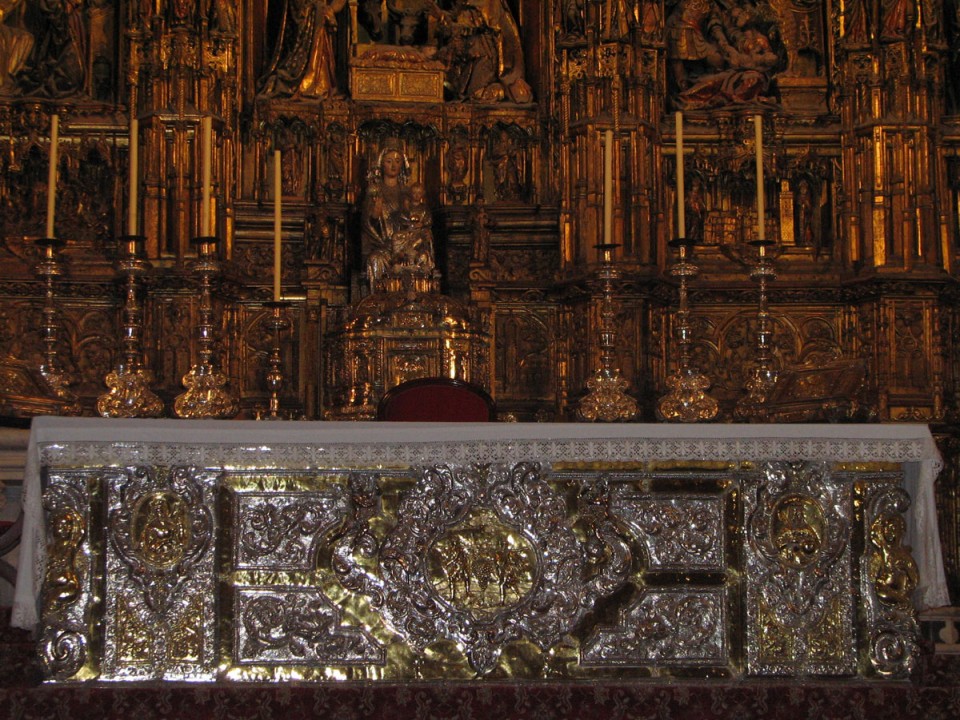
{"left": 13, "top": 419, "right": 949, "bottom": 682}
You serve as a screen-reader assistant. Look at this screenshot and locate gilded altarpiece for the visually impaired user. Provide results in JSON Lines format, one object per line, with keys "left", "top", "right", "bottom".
{"left": 0, "top": 1, "right": 956, "bottom": 597}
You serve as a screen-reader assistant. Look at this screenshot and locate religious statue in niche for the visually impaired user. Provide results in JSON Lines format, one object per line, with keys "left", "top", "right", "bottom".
{"left": 665, "top": 0, "right": 785, "bottom": 109}
{"left": 684, "top": 174, "right": 708, "bottom": 242}
{"left": 434, "top": 0, "right": 533, "bottom": 103}
{"left": 0, "top": 0, "right": 33, "bottom": 93}
{"left": 487, "top": 126, "right": 524, "bottom": 201}
{"left": 16, "top": 0, "right": 86, "bottom": 97}
{"left": 767, "top": 0, "right": 824, "bottom": 77}
{"left": 360, "top": 146, "right": 436, "bottom": 290}
{"left": 446, "top": 142, "right": 469, "bottom": 204}
{"left": 260, "top": 0, "right": 347, "bottom": 98}
{"left": 794, "top": 176, "right": 815, "bottom": 248}
{"left": 559, "top": 0, "right": 585, "bottom": 41}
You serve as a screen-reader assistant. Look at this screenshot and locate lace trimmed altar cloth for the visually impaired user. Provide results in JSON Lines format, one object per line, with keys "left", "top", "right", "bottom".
{"left": 13, "top": 417, "right": 949, "bottom": 632}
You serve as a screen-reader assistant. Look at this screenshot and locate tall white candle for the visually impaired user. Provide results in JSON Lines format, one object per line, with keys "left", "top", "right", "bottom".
{"left": 46, "top": 114, "right": 59, "bottom": 239}
{"left": 755, "top": 115, "right": 765, "bottom": 241}
{"left": 128, "top": 117, "right": 139, "bottom": 235}
{"left": 676, "top": 112, "right": 685, "bottom": 239}
{"left": 603, "top": 129, "right": 613, "bottom": 246}
{"left": 273, "top": 149, "right": 282, "bottom": 302}
{"left": 201, "top": 116, "right": 212, "bottom": 237}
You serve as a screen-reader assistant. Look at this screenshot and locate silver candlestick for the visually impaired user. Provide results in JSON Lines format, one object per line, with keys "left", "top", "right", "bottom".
{"left": 173, "top": 236, "right": 238, "bottom": 419}
{"left": 657, "top": 236, "right": 718, "bottom": 422}
{"left": 98, "top": 235, "right": 165, "bottom": 417}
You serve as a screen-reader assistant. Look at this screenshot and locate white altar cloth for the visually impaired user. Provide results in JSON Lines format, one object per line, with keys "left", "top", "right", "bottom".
{"left": 12, "top": 417, "right": 951, "bottom": 629}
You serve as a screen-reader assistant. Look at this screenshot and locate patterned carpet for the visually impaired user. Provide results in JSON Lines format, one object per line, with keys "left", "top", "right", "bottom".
{"left": 3, "top": 611, "right": 959, "bottom": 720}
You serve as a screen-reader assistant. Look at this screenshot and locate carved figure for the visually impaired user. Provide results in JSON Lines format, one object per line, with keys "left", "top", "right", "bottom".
{"left": 684, "top": 174, "right": 707, "bottom": 242}
{"left": 795, "top": 177, "right": 814, "bottom": 248}
{"left": 869, "top": 513, "right": 918, "bottom": 608}
{"left": 880, "top": 0, "right": 911, "bottom": 40}
{"left": 17, "top": 0, "right": 86, "bottom": 97}
{"left": 667, "top": 1, "right": 782, "bottom": 109}
{"left": 436, "top": 0, "right": 533, "bottom": 103}
{"left": 471, "top": 197, "right": 492, "bottom": 264}
{"left": 446, "top": 143, "right": 469, "bottom": 203}
{"left": 488, "top": 127, "right": 522, "bottom": 201}
{"left": 0, "top": 0, "right": 33, "bottom": 92}
{"left": 209, "top": 0, "right": 238, "bottom": 34}
{"left": 43, "top": 509, "right": 83, "bottom": 608}
{"left": 360, "top": 147, "right": 435, "bottom": 288}
{"left": 260, "top": 0, "right": 347, "bottom": 98}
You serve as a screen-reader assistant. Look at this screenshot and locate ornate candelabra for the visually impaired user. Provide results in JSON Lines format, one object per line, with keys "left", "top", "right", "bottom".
{"left": 97, "top": 236, "right": 165, "bottom": 417}
{"left": 735, "top": 238, "right": 779, "bottom": 420}
{"left": 33, "top": 237, "right": 81, "bottom": 414}
{"left": 173, "top": 236, "right": 239, "bottom": 419}
{"left": 255, "top": 301, "right": 290, "bottom": 420}
{"left": 577, "top": 243, "right": 638, "bottom": 422}
{"left": 656, "top": 237, "right": 718, "bottom": 422}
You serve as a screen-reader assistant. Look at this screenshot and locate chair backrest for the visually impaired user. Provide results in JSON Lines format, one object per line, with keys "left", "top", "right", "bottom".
{"left": 377, "top": 377, "right": 496, "bottom": 422}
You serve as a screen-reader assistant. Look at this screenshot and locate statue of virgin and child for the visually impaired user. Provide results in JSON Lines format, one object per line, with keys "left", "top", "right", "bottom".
{"left": 360, "top": 146, "right": 435, "bottom": 291}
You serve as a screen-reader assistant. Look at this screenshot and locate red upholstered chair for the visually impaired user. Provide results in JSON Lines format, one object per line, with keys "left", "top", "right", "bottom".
{"left": 377, "top": 377, "right": 496, "bottom": 422}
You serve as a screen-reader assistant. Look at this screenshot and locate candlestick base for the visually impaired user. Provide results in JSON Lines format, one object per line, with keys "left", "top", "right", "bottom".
{"left": 577, "top": 369, "right": 638, "bottom": 422}
{"left": 173, "top": 364, "right": 239, "bottom": 419}
{"left": 734, "top": 367, "right": 780, "bottom": 421}
{"left": 98, "top": 368, "right": 166, "bottom": 418}
{"left": 657, "top": 367, "right": 719, "bottom": 422}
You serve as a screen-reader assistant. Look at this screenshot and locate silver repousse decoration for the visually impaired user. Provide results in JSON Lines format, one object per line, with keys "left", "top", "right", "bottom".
{"left": 611, "top": 491, "right": 725, "bottom": 571}
{"left": 40, "top": 475, "right": 91, "bottom": 680}
{"left": 581, "top": 588, "right": 727, "bottom": 665}
{"left": 860, "top": 482, "right": 920, "bottom": 677}
{"left": 235, "top": 588, "right": 385, "bottom": 665}
{"left": 333, "top": 463, "right": 632, "bottom": 674}
{"left": 744, "top": 462, "right": 854, "bottom": 676}
{"left": 234, "top": 491, "right": 348, "bottom": 570}
{"left": 102, "top": 466, "right": 219, "bottom": 680}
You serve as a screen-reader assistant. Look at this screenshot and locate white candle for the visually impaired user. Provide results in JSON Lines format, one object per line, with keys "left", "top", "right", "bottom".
{"left": 128, "top": 117, "right": 139, "bottom": 235}
{"left": 273, "top": 149, "right": 282, "bottom": 302}
{"left": 676, "top": 112, "right": 685, "bottom": 239}
{"left": 201, "top": 116, "right": 212, "bottom": 237}
{"left": 46, "top": 114, "right": 59, "bottom": 239}
{"left": 603, "top": 129, "right": 613, "bottom": 246}
{"left": 755, "top": 115, "right": 765, "bottom": 241}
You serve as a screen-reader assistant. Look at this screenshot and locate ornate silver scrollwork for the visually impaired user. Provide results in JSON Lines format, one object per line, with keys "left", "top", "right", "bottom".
{"left": 581, "top": 588, "right": 727, "bottom": 665}
{"left": 235, "top": 491, "right": 348, "bottom": 570}
{"left": 744, "top": 462, "right": 855, "bottom": 675}
{"left": 109, "top": 466, "right": 215, "bottom": 613}
{"left": 333, "top": 463, "right": 632, "bottom": 674}
{"left": 102, "top": 466, "right": 219, "bottom": 680}
{"left": 861, "top": 483, "right": 920, "bottom": 677}
{"left": 612, "top": 492, "right": 724, "bottom": 571}
{"left": 235, "top": 588, "right": 385, "bottom": 665}
{"left": 40, "top": 474, "right": 92, "bottom": 680}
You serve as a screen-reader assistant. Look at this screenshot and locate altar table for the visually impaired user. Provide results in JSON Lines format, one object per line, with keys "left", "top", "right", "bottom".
{"left": 13, "top": 418, "right": 950, "bottom": 682}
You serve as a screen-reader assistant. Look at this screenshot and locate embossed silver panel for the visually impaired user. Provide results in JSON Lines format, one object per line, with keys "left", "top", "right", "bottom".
{"left": 101, "top": 466, "right": 219, "bottom": 681}
{"left": 581, "top": 587, "right": 728, "bottom": 665}
{"left": 334, "top": 464, "right": 632, "bottom": 674}
{"left": 612, "top": 492, "right": 725, "bottom": 571}
{"left": 234, "top": 588, "right": 385, "bottom": 665}
{"left": 234, "top": 490, "right": 347, "bottom": 570}
{"left": 743, "top": 462, "right": 856, "bottom": 676}
{"left": 40, "top": 471, "right": 96, "bottom": 680}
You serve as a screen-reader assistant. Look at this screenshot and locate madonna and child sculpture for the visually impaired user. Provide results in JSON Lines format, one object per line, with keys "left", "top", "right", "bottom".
{"left": 360, "top": 146, "right": 436, "bottom": 293}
